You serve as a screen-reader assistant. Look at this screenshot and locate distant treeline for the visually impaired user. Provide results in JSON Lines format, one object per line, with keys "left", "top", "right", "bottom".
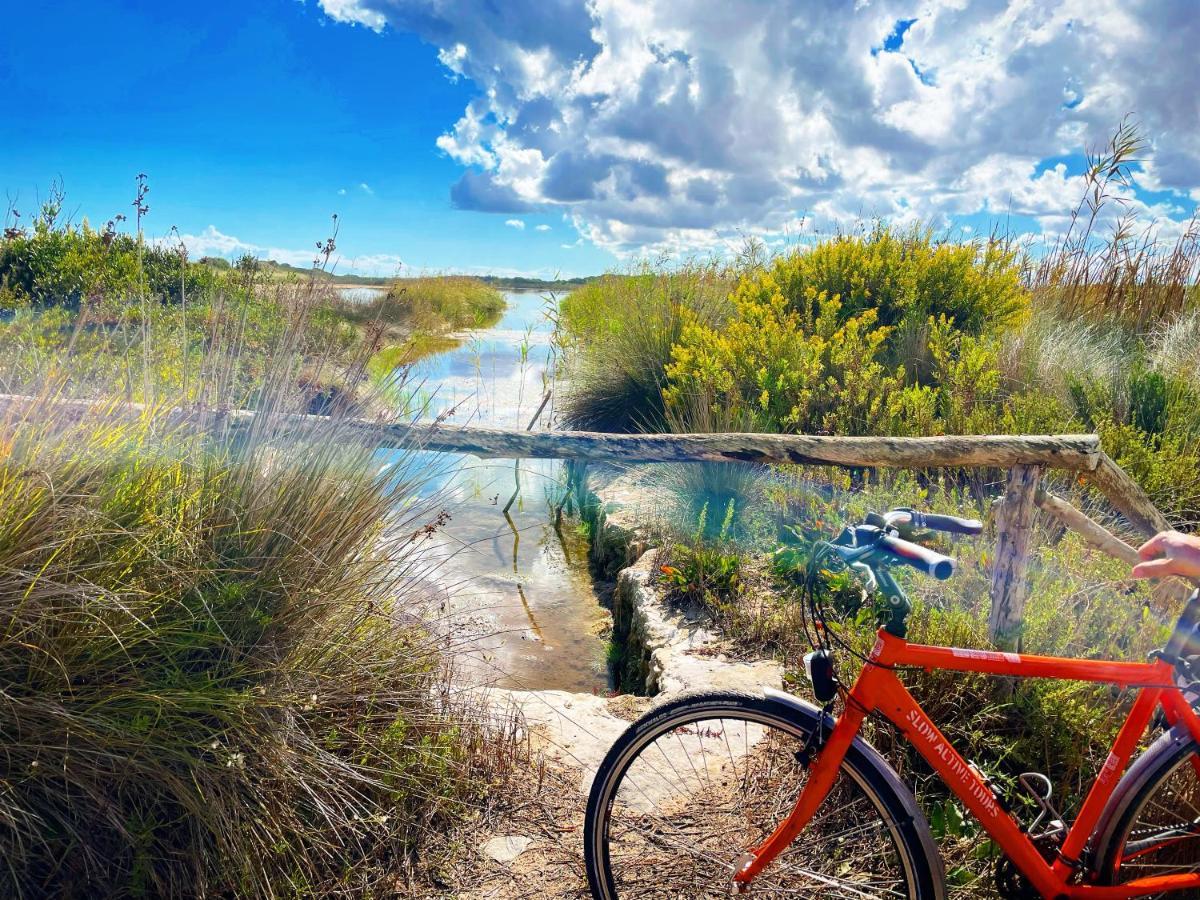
{"left": 200, "top": 257, "right": 394, "bottom": 286}
{"left": 476, "top": 274, "right": 599, "bottom": 291}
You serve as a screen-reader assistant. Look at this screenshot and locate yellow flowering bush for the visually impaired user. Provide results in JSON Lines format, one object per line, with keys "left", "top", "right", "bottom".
{"left": 664, "top": 289, "right": 904, "bottom": 433}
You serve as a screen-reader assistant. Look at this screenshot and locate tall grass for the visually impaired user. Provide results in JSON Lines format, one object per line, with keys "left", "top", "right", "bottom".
{"left": 0, "top": 391, "right": 495, "bottom": 897}
{"left": 0, "top": 215, "right": 509, "bottom": 894}
{"left": 997, "top": 316, "right": 1129, "bottom": 410}
{"left": 334, "top": 276, "right": 506, "bottom": 334}
{"left": 1027, "top": 118, "right": 1200, "bottom": 330}
{"left": 1149, "top": 308, "right": 1200, "bottom": 386}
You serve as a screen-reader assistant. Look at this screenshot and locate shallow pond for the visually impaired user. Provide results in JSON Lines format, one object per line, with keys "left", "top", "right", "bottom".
{"left": 365, "top": 290, "right": 611, "bottom": 693}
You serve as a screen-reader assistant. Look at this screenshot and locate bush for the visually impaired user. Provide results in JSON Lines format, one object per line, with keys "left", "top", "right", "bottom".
{"left": 736, "top": 225, "right": 1028, "bottom": 365}
{"left": 664, "top": 290, "right": 902, "bottom": 433}
{"left": 0, "top": 394, "right": 483, "bottom": 898}
{"left": 571, "top": 229, "right": 1029, "bottom": 437}
{"left": 558, "top": 265, "right": 734, "bottom": 432}
{"left": 0, "top": 198, "right": 224, "bottom": 311}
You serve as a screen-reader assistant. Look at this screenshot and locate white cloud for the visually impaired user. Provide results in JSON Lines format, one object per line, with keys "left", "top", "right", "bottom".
{"left": 343, "top": 252, "right": 404, "bottom": 275}
{"left": 318, "top": 0, "right": 386, "bottom": 30}
{"left": 535, "top": 223, "right": 551, "bottom": 232}
{"left": 320, "top": 0, "right": 1200, "bottom": 256}
{"left": 165, "top": 225, "right": 403, "bottom": 277}
{"left": 359, "top": 182, "right": 375, "bottom": 196}
{"left": 170, "top": 225, "right": 317, "bottom": 268}
{"left": 337, "top": 188, "right": 347, "bottom": 196}
{"left": 504, "top": 218, "right": 525, "bottom": 230}
{"left": 438, "top": 42, "right": 468, "bottom": 77}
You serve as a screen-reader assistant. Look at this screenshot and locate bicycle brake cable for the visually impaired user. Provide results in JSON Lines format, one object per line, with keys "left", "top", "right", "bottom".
{"left": 803, "top": 541, "right": 874, "bottom": 667}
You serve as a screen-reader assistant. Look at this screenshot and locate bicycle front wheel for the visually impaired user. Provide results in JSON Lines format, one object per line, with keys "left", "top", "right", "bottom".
{"left": 583, "top": 690, "right": 941, "bottom": 898}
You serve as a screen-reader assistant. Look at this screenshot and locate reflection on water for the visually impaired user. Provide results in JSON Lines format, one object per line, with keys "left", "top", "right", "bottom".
{"left": 376, "top": 291, "right": 610, "bottom": 693}
{"left": 337, "top": 286, "right": 387, "bottom": 303}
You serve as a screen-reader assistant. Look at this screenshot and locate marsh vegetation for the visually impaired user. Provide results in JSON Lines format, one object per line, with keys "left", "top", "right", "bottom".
{"left": 2, "top": 118, "right": 1199, "bottom": 896}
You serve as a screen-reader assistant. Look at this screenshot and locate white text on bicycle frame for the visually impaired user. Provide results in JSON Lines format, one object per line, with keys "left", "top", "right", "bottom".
{"left": 906, "top": 709, "right": 1000, "bottom": 818}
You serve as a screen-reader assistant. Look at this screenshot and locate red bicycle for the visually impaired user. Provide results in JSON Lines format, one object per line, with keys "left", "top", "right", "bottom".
{"left": 584, "top": 509, "right": 1200, "bottom": 897}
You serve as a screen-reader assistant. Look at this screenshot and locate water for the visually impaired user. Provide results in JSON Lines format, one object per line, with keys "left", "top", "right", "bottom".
{"left": 374, "top": 291, "right": 610, "bottom": 693}
{"left": 337, "top": 286, "right": 387, "bottom": 303}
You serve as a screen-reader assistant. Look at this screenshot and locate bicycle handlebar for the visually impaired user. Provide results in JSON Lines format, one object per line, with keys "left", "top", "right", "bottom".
{"left": 877, "top": 533, "right": 956, "bottom": 581}
{"left": 886, "top": 508, "right": 984, "bottom": 536}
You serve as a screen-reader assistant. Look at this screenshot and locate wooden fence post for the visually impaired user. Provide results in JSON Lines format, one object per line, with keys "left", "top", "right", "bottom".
{"left": 989, "top": 464, "right": 1042, "bottom": 650}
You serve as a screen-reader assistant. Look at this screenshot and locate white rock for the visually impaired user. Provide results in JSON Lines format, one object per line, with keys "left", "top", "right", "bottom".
{"left": 480, "top": 834, "right": 533, "bottom": 864}
{"left": 613, "top": 550, "right": 783, "bottom": 698}
{"left": 486, "top": 688, "right": 636, "bottom": 794}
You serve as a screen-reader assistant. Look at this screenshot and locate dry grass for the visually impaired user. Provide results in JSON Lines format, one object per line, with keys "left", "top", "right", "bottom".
{"left": 1026, "top": 118, "right": 1200, "bottom": 330}
{"left": 0, "top": 384, "right": 517, "bottom": 897}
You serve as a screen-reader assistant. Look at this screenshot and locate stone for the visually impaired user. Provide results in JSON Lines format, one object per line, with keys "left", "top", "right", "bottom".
{"left": 611, "top": 550, "right": 783, "bottom": 697}
{"left": 480, "top": 834, "right": 533, "bottom": 865}
{"left": 486, "top": 688, "right": 638, "bottom": 794}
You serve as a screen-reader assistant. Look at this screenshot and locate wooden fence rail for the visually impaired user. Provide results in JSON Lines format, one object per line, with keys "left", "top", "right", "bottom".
{"left": 0, "top": 394, "right": 1189, "bottom": 648}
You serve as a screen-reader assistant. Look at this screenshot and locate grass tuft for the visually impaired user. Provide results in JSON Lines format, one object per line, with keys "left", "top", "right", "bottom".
{"left": 0, "top": 389, "right": 501, "bottom": 897}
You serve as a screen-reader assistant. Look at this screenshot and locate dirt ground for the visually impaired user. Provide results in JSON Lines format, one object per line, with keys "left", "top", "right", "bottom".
{"left": 432, "top": 760, "right": 594, "bottom": 899}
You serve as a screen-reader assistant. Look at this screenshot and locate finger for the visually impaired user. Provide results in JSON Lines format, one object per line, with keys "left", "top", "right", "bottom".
{"left": 1137, "top": 532, "right": 1170, "bottom": 560}
{"left": 1131, "top": 557, "right": 1181, "bottom": 579}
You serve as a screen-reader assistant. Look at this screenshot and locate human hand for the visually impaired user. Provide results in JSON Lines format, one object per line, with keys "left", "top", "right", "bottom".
{"left": 1131, "top": 530, "right": 1200, "bottom": 581}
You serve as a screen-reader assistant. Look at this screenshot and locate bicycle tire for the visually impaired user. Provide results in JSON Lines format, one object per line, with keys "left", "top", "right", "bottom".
{"left": 1093, "top": 726, "right": 1200, "bottom": 890}
{"left": 583, "top": 690, "right": 944, "bottom": 898}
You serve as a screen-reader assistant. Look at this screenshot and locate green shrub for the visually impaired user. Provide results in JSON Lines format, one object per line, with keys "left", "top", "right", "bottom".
{"left": 659, "top": 544, "right": 743, "bottom": 612}
{"left": 0, "top": 200, "right": 224, "bottom": 311}
{"left": 664, "top": 289, "right": 902, "bottom": 433}
{"left": 1098, "top": 421, "right": 1200, "bottom": 522}
{"left": 736, "top": 225, "right": 1028, "bottom": 362}
{"left": 636, "top": 228, "right": 1030, "bottom": 438}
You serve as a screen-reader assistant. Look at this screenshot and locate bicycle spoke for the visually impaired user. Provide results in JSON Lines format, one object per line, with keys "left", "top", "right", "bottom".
{"left": 1111, "top": 749, "right": 1200, "bottom": 891}
{"left": 599, "top": 710, "right": 912, "bottom": 897}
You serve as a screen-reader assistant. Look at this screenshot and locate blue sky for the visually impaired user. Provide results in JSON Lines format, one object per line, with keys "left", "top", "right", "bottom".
{"left": 1, "top": 0, "right": 613, "bottom": 277}
{"left": 3, "top": 0, "right": 1197, "bottom": 277}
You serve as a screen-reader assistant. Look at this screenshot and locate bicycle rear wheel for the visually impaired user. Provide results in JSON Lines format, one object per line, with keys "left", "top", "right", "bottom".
{"left": 583, "top": 690, "right": 941, "bottom": 898}
{"left": 1096, "top": 728, "right": 1200, "bottom": 891}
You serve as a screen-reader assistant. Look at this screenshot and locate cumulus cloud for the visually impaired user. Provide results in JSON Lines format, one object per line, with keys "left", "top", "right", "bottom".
{"left": 359, "top": 182, "right": 375, "bottom": 195}
{"left": 504, "top": 218, "right": 526, "bottom": 230}
{"left": 168, "top": 225, "right": 402, "bottom": 276}
{"left": 535, "top": 224, "right": 551, "bottom": 231}
{"left": 168, "top": 226, "right": 316, "bottom": 268}
{"left": 319, "top": 0, "right": 1200, "bottom": 255}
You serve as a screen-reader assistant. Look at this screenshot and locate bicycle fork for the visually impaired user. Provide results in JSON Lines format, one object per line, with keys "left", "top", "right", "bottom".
{"left": 731, "top": 698, "right": 870, "bottom": 891}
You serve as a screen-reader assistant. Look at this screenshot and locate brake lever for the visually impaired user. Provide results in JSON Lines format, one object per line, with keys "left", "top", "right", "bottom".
{"left": 850, "top": 561, "right": 877, "bottom": 593}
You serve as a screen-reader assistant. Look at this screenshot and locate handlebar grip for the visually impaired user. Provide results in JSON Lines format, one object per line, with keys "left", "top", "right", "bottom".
{"left": 878, "top": 534, "right": 956, "bottom": 580}
{"left": 920, "top": 512, "right": 984, "bottom": 536}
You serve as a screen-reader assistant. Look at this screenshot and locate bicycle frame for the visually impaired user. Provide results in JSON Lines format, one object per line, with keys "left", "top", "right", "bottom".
{"left": 734, "top": 629, "right": 1200, "bottom": 897}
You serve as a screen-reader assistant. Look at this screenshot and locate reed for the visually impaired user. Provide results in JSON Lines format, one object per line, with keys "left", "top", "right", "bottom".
{"left": 1026, "top": 118, "right": 1200, "bottom": 330}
